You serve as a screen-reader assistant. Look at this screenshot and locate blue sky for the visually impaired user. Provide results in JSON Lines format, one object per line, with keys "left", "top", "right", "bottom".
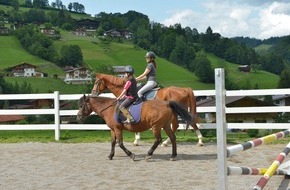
{"left": 49, "top": 0, "right": 290, "bottom": 39}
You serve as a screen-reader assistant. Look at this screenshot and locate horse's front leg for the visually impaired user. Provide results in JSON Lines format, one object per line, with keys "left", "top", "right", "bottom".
{"left": 145, "top": 130, "right": 162, "bottom": 161}
{"left": 108, "top": 130, "right": 116, "bottom": 160}
{"left": 118, "top": 141, "right": 135, "bottom": 161}
{"left": 115, "top": 130, "right": 135, "bottom": 161}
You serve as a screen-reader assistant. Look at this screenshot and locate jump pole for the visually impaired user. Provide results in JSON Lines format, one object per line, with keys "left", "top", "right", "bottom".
{"left": 227, "top": 129, "right": 290, "bottom": 157}
{"left": 227, "top": 166, "right": 287, "bottom": 175}
{"left": 252, "top": 142, "right": 290, "bottom": 190}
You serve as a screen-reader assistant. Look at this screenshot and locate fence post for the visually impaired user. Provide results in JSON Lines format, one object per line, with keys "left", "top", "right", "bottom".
{"left": 54, "top": 91, "right": 60, "bottom": 141}
{"left": 215, "top": 68, "right": 228, "bottom": 190}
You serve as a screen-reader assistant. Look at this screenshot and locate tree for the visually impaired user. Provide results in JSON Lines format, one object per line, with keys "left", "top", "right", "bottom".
{"left": 278, "top": 69, "right": 290, "bottom": 88}
{"left": 59, "top": 45, "right": 83, "bottom": 67}
{"left": 194, "top": 51, "right": 214, "bottom": 83}
{"left": 68, "top": 3, "right": 72, "bottom": 11}
{"left": 11, "top": 0, "right": 19, "bottom": 11}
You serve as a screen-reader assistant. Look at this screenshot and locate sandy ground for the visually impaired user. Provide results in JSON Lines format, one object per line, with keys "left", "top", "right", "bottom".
{"left": 0, "top": 142, "right": 290, "bottom": 190}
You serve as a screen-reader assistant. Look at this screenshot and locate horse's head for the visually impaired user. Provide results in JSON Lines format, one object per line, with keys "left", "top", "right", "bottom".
{"left": 94, "top": 73, "right": 109, "bottom": 95}
{"left": 94, "top": 73, "right": 126, "bottom": 95}
{"left": 76, "top": 94, "right": 93, "bottom": 123}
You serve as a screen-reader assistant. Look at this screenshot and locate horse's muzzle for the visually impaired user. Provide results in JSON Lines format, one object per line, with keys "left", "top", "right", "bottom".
{"left": 76, "top": 114, "right": 85, "bottom": 124}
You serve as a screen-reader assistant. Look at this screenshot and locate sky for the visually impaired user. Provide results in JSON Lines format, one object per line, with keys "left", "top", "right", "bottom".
{"left": 49, "top": 0, "right": 290, "bottom": 40}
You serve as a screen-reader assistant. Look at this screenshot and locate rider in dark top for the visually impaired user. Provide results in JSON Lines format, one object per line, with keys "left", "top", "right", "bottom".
{"left": 116, "top": 65, "right": 138, "bottom": 125}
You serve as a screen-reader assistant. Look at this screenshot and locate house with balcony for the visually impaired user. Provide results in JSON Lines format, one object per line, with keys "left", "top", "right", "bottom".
{"left": 64, "top": 67, "right": 92, "bottom": 84}
{"left": 11, "top": 62, "right": 44, "bottom": 77}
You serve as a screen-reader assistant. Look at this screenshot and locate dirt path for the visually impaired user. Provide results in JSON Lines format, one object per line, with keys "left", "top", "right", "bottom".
{"left": 0, "top": 142, "right": 289, "bottom": 190}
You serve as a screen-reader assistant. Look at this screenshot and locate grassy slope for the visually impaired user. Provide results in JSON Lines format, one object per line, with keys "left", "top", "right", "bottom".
{"left": 208, "top": 54, "right": 279, "bottom": 89}
{"left": 0, "top": 30, "right": 279, "bottom": 93}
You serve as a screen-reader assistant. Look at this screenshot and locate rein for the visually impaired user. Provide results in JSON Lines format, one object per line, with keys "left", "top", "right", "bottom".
{"left": 81, "top": 96, "right": 117, "bottom": 115}
{"left": 99, "top": 99, "right": 118, "bottom": 113}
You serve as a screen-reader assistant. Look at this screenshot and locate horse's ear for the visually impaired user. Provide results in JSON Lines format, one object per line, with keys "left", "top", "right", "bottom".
{"left": 83, "top": 94, "right": 86, "bottom": 99}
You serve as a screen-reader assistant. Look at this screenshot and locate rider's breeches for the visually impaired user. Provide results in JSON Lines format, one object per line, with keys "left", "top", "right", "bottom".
{"left": 137, "top": 81, "right": 157, "bottom": 98}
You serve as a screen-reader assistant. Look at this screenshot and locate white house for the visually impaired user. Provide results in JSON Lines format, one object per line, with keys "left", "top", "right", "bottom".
{"left": 272, "top": 95, "right": 290, "bottom": 106}
{"left": 12, "top": 62, "right": 44, "bottom": 77}
{"left": 64, "top": 67, "right": 92, "bottom": 84}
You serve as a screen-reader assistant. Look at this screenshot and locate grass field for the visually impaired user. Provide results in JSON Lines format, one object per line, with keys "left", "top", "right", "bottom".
{"left": 0, "top": 29, "right": 279, "bottom": 94}
{"left": 1, "top": 129, "right": 289, "bottom": 145}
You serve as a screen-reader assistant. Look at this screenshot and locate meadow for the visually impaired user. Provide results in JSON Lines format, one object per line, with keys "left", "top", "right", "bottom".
{"left": 0, "top": 32, "right": 279, "bottom": 94}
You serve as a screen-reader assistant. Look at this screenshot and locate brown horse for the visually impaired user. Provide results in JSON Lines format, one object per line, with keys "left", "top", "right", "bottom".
{"left": 76, "top": 95, "right": 193, "bottom": 161}
{"left": 92, "top": 73, "right": 204, "bottom": 146}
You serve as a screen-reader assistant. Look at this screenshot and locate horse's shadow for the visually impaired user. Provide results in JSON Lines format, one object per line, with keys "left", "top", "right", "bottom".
{"left": 118, "top": 153, "right": 217, "bottom": 162}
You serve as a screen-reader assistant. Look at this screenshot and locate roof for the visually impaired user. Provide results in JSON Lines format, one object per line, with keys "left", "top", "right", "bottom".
{"left": 196, "top": 96, "right": 275, "bottom": 107}
{"left": 272, "top": 95, "right": 290, "bottom": 101}
{"left": 12, "top": 62, "right": 36, "bottom": 69}
{"left": 8, "top": 104, "right": 33, "bottom": 109}
{"left": 0, "top": 115, "right": 25, "bottom": 122}
{"left": 65, "top": 67, "right": 91, "bottom": 73}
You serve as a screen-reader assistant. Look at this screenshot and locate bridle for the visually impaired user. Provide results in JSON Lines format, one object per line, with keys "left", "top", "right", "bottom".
{"left": 94, "top": 77, "right": 125, "bottom": 95}
{"left": 77, "top": 96, "right": 89, "bottom": 121}
{"left": 94, "top": 78, "right": 102, "bottom": 96}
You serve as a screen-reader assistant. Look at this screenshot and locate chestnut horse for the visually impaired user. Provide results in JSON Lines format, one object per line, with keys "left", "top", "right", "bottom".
{"left": 76, "top": 95, "right": 193, "bottom": 161}
{"left": 93, "top": 73, "right": 204, "bottom": 146}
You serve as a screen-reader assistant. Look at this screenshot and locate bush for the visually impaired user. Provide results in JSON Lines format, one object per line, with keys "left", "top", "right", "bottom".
{"left": 247, "top": 129, "right": 259, "bottom": 138}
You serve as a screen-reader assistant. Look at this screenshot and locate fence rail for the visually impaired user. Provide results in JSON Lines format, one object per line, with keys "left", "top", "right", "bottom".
{"left": 1, "top": 75, "right": 290, "bottom": 141}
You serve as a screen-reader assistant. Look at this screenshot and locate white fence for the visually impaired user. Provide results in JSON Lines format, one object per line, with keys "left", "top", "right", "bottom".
{"left": 0, "top": 69, "right": 290, "bottom": 142}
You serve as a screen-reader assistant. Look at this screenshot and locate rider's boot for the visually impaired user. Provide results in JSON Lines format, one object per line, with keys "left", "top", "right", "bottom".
{"left": 120, "top": 108, "right": 135, "bottom": 130}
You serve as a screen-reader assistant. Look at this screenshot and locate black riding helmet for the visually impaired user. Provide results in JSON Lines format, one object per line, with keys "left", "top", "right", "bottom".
{"left": 145, "top": 51, "right": 156, "bottom": 59}
{"left": 124, "top": 65, "right": 134, "bottom": 74}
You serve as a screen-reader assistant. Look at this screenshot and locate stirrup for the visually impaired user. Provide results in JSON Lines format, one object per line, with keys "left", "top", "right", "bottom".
{"left": 122, "top": 119, "right": 131, "bottom": 124}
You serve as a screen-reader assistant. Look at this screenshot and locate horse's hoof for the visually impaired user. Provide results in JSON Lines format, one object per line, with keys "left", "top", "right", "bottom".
{"left": 131, "top": 153, "right": 135, "bottom": 161}
{"left": 133, "top": 141, "right": 139, "bottom": 146}
{"left": 161, "top": 143, "right": 168, "bottom": 147}
{"left": 145, "top": 155, "right": 151, "bottom": 161}
{"left": 196, "top": 143, "right": 204, "bottom": 147}
{"left": 107, "top": 156, "right": 113, "bottom": 160}
{"left": 170, "top": 157, "right": 176, "bottom": 161}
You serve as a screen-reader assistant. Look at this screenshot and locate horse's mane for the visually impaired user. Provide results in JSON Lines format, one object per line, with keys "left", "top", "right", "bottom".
{"left": 96, "top": 73, "right": 126, "bottom": 86}
{"left": 79, "top": 95, "right": 116, "bottom": 105}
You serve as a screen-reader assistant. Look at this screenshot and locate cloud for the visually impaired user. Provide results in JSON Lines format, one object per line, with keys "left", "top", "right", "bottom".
{"left": 161, "top": 1, "right": 290, "bottom": 39}
{"left": 162, "top": 9, "right": 199, "bottom": 27}
{"left": 258, "top": 2, "right": 290, "bottom": 39}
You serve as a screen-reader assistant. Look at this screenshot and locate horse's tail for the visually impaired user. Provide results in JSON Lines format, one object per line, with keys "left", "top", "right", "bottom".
{"left": 187, "top": 88, "right": 201, "bottom": 125}
{"left": 169, "top": 101, "right": 193, "bottom": 130}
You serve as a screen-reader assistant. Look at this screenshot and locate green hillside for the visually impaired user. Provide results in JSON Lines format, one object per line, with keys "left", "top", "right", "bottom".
{"left": 254, "top": 44, "right": 273, "bottom": 53}
{"left": 0, "top": 31, "right": 279, "bottom": 94}
{"left": 208, "top": 54, "right": 279, "bottom": 89}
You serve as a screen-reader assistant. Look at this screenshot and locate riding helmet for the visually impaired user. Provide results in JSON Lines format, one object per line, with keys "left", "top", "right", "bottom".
{"left": 145, "top": 51, "right": 156, "bottom": 59}
{"left": 124, "top": 65, "right": 134, "bottom": 74}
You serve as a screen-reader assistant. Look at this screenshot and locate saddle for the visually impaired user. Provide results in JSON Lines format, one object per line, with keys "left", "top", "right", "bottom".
{"left": 136, "top": 83, "right": 160, "bottom": 101}
{"left": 114, "top": 101, "right": 143, "bottom": 124}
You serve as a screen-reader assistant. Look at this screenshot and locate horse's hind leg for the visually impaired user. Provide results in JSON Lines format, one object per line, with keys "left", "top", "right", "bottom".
{"left": 133, "top": 132, "right": 140, "bottom": 146}
{"left": 192, "top": 122, "right": 204, "bottom": 146}
{"left": 161, "top": 115, "right": 178, "bottom": 147}
{"left": 163, "top": 124, "right": 177, "bottom": 161}
{"left": 145, "top": 130, "right": 162, "bottom": 161}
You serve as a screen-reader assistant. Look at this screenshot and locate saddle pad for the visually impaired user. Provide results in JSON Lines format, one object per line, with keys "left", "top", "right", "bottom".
{"left": 114, "top": 102, "right": 143, "bottom": 124}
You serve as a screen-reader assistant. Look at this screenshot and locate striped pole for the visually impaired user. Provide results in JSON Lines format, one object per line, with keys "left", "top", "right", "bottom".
{"left": 252, "top": 142, "right": 290, "bottom": 190}
{"left": 227, "top": 166, "right": 287, "bottom": 176}
{"left": 227, "top": 129, "right": 290, "bottom": 157}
